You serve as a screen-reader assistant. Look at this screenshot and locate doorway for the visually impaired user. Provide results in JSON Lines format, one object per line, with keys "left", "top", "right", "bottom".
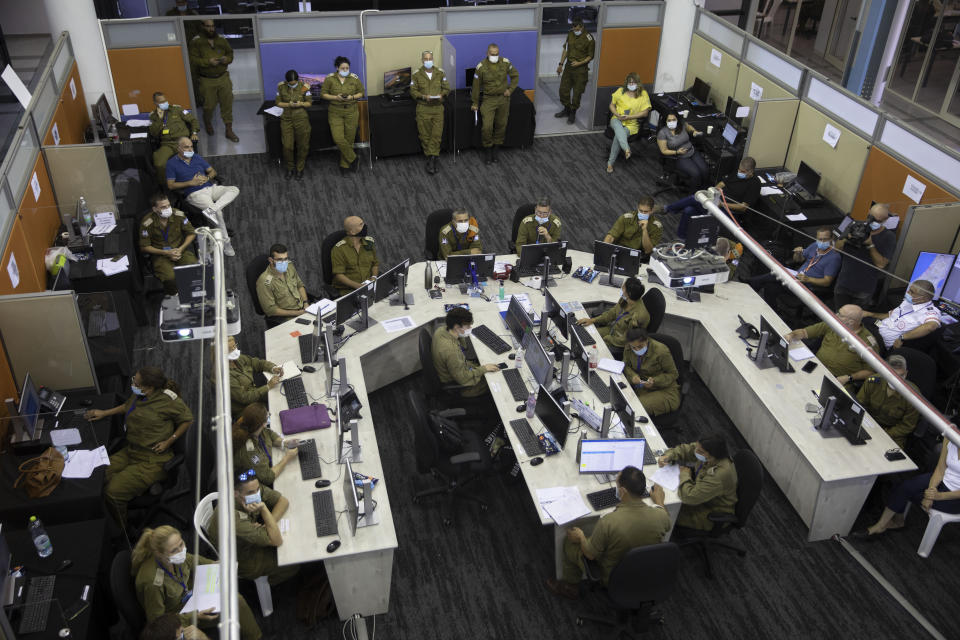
{"left": 535, "top": 3, "right": 599, "bottom": 135}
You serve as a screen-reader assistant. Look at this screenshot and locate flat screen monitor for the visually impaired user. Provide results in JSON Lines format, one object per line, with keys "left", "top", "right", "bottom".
{"left": 523, "top": 332, "right": 554, "bottom": 388}
{"left": 722, "top": 122, "right": 738, "bottom": 145}
{"left": 373, "top": 259, "right": 410, "bottom": 302}
{"left": 335, "top": 281, "right": 375, "bottom": 327}
{"left": 817, "top": 376, "right": 868, "bottom": 443}
{"left": 543, "top": 287, "right": 568, "bottom": 340}
{"left": 18, "top": 372, "right": 40, "bottom": 439}
{"left": 909, "top": 252, "right": 953, "bottom": 301}
{"left": 383, "top": 67, "right": 411, "bottom": 95}
{"left": 505, "top": 295, "right": 535, "bottom": 343}
{"left": 609, "top": 379, "right": 636, "bottom": 438}
{"left": 578, "top": 438, "right": 648, "bottom": 474}
{"left": 518, "top": 241, "right": 568, "bottom": 272}
{"left": 685, "top": 215, "right": 719, "bottom": 249}
{"left": 322, "top": 325, "right": 336, "bottom": 369}
{"left": 174, "top": 263, "right": 215, "bottom": 306}
{"left": 592, "top": 241, "right": 641, "bottom": 276}
{"left": 444, "top": 253, "right": 496, "bottom": 285}
{"left": 795, "top": 161, "right": 821, "bottom": 195}
{"left": 535, "top": 384, "right": 569, "bottom": 449}
{"left": 94, "top": 93, "right": 114, "bottom": 134}
{"left": 725, "top": 96, "right": 742, "bottom": 122}
{"left": 569, "top": 323, "right": 590, "bottom": 380}
{"left": 759, "top": 315, "right": 791, "bottom": 369}
{"left": 343, "top": 458, "right": 360, "bottom": 536}
{"left": 690, "top": 77, "right": 711, "bottom": 104}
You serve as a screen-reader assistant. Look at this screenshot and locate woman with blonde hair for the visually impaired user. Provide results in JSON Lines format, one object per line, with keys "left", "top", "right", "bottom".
{"left": 131, "top": 526, "right": 262, "bottom": 640}
{"left": 232, "top": 402, "right": 298, "bottom": 487}
{"left": 606, "top": 72, "right": 651, "bottom": 173}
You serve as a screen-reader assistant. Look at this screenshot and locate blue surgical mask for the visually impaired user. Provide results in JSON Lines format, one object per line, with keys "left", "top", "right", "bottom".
{"left": 535, "top": 215, "right": 550, "bottom": 225}
{"left": 816, "top": 240, "right": 831, "bottom": 250}
{"left": 695, "top": 452, "right": 707, "bottom": 462}
{"left": 626, "top": 83, "right": 638, "bottom": 92}
{"left": 183, "top": 150, "right": 194, "bottom": 159}
{"left": 904, "top": 292, "right": 914, "bottom": 305}
{"left": 632, "top": 346, "right": 648, "bottom": 357}
{"left": 131, "top": 383, "right": 144, "bottom": 396}
{"left": 423, "top": 60, "right": 434, "bottom": 69}
{"left": 574, "top": 30, "right": 582, "bottom": 36}
{"left": 244, "top": 490, "right": 261, "bottom": 505}
{"left": 737, "top": 171, "right": 747, "bottom": 179}
{"left": 636, "top": 210, "right": 650, "bottom": 221}
{"left": 869, "top": 221, "right": 883, "bottom": 230}
{"left": 339, "top": 69, "right": 349, "bottom": 77}
{"left": 158, "top": 102, "right": 169, "bottom": 111}
{"left": 274, "top": 259, "right": 289, "bottom": 273}
{"left": 288, "top": 82, "right": 298, "bottom": 89}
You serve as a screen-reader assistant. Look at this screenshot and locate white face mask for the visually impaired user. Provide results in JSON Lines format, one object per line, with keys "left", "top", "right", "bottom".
{"left": 423, "top": 60, "right": 434, "bottom": 69}
{"left": 455, "top": 221, "right": 469, "bottom": 234}
{"left": 169, "top": 548, "right": 187, "bottom": 565}
{"left": 666, "top": 120, "right": 678, "bottom": 130}
{"left": 627, "top": 83, "right": 638, "bottom": 92}
{"left": 227, "top": 348, "right": 241, "bottom": 361}
{"left": 488, "top": 55, "right": 499, "bottom": 64}
{"left": 244, "top": 490, "right": 262, "bottom": 505}
{"left": 535, "top": 215, "right": 550, "bottom": 225}
{"left": 459, "top": 327, "right": 472, "bottom": 338}
{"left": 159, "top": 207, "right": 173, "bottom": 218}
{"left": 574, "top": 30, "right": 582, "bottom": 36}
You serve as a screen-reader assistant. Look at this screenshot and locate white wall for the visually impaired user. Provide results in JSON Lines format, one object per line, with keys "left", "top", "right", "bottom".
{"left": 230, "top": 48, "right": 261, "bottom": 96}
{"left": 538, "top": 34, "right": 566, "bottom": 77}
{"left": 656, "top": 0, "right": 698, "bottom": 92}
{"left": 0, "top": 0, "right": 51, "bottom": 34}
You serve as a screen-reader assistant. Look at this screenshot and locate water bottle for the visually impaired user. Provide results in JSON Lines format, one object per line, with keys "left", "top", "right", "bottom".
{"left": 588, "top": 345, "right": 599, "bottom": 370}
{"left": 29, "top": 516, "right": 53, "bottom": 558}
{"left": 525, "top": 392, "right": 536, "bottom": 419}
{"left": 515, "top": 346, "right": 524, "bottom": 369}
{"left": 424, "top": 260, "right": 433, "bottom": 290}
{"left": 79, "top": 196, "right": 93, "bottom": 235}
{"left": 498, "top": 280, "right": 505, "bottom": 301}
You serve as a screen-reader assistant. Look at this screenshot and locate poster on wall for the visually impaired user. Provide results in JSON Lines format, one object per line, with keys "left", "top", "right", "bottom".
{"left": 30, "top": 172, "right": 41, "bottom": 202}
{"left": 902, "top": 175, "right": 926, "bottom": 204}
{"left": 750, "top": 82, "right": 763, "bottom": 101}
{"left": 69, "top": 77, "right": 77, "bottom": 100}
{"left": 7, "top": 253, "right": 19, "bottom": 289}
{"left": 710, "top": 48, "right": 722, "bottom": 68}
{"left": 822, "top": 124, "right": 841, "bottom": 149}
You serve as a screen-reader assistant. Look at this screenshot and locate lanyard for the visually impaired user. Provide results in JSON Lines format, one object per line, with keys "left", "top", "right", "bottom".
{"left": 799, "top": 248, "right": 832, "bottom": 275}
{"left": 897, "top": 304, "right": 924, "bottom": 320}
{"left": 258, "top": 435, "right": 273, "bottom": 466}
{"left": 161, "top": 223, "right": 170, "bottom": 244}
{"left": 156, "top": 560, "right": 192, "bottom": 602}
{"left": 612, "top": 310, "right": 629, "bottom": 327}
{"left": 453, "top": 231, "right": 466, "bottom": 251}
{"left": 535, "top": 222, "right": 552, "bottom": 244}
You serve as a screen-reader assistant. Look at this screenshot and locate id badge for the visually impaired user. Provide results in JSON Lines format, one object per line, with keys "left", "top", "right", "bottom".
{"left": 180, "top": 589, "right": 193, "bottom": 604}
{"left": 163, "top": 246, "right": 172, "bottom": 251}
{"left": 162, "top": 128, "right": 170, "bottom": 134}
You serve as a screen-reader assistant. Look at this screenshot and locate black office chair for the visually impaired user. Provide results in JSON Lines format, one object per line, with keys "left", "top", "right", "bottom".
{"left": 653, "top": 154, "right": 686, "bottom": 198}
{"left": 860, "top": 318, "right": 888, "bottom": 358}
{"left": 509, "top": 203, "right": 535, "bottom": 253}
{"left": 124, "top": 432, "right": 192, "bottom": 538}
{"left": 109, "top": 550, "right": 145, "bottom": 640}
{"left": 418, "top": 326, "right": 470, "bottom": 410}
{"left": 888, "top": 347, "right": 937, "bottom": 400}
{"left": 424, "top": 209, "right": 455, "bottom": 260}
{"left": 678, "top": 449, "right": 763, "bottom": 578}
{"left": 409, "top": 389, "right": 490, "bottom": 526}
{"left": 576, "top": 542, "right": 680, "bottom": 636}
{"left": 648, "top": 333, "right": 689, "bottom": 442}
{"left": 245, "top": 254, "right": 271, "bottom": 317}
{"left": 641, "top": 289, "right": 666, "bottom": 333}
{"left": 320, "top": 229, "right": 347, "bottom": 299}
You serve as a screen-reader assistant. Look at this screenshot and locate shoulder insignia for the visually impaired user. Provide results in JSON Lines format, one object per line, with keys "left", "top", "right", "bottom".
{"left": 553, "top": 217, "right": 562, "bottom": 227}
{"left": 238, "top": 511, "right": 249, "bottom": 521}
{"left": 469, "top": 224, "right": 479, "bottom": 233}
{"left": 153, "top": 568, "right": 165, "bottom": 586}
{"left": 245, "top": 440, "right": 255, "bottom": 452}
{"left": 866, "top": 334, "right": 878, "bottom": 347}
{"left": 264, "top": 275, "right": 273, "bottom": 285}
{"left": 163, "top": 389, "right": 179, "bottom": 400}
{"left": 476, "top": 62, "right": 483, "bottom": 70}
{"left": 182, "top": 218, "right": 189, "bottom": 226}
{"left": 623, "top": 212, "right": 634, "bottom": 219}
{"left": 503, "top": 57, "right": 511, "bottom": 63}
{"left": 867, "top": 376, "right": 880, "bottom": 383}
{"left": 438, "top": 68, "right": 445, "bottom": 74}
{"left": 174, "top": 210, "right": 185, "bottom": 217}
{"left": 587, "top": 34, "right": 594, "bottom": 40}
{"left": 364, "top": 236, "right": 375, "bottom": 243}
{"left": 350, "top": 73, "right": 359, "bottom": 79}
{"left": 277, "top": 81, "right": 285, "bottom": 88}
{"left": 334, "top": 239, "right": 346, "bottom": 247}
{"left": 142, "top": 217, "right": 153, "bottom": 227}
{"left": 441, "top": 238, "right": 448, "bottom": 245}
{"left": 521, "top": 216, "right": 533, "bottom": 224}
{"left": 652, "top": 219, "right": 663, "bottom": 228}
{"left": 440, "top": 224, "right": 451, "bottom": 235}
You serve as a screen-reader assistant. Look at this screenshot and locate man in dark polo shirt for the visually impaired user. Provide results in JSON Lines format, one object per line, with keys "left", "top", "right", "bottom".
{"left": 670, "top": 156, "right": 761, "bottom": 238}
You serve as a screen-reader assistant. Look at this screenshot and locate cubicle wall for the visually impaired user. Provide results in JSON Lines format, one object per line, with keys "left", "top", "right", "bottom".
{"left": 745, "top": 98, "right": 800, "bottom": 169}
{"left": 259, "top": 40, "right": 367, "bottom": 97}
{"left": 102, "top": 19, "right": 192, "bottom": 113}
{"left": 684, "top": 33, "right": 740, "bottom": 115}
{"left": 43, "top": 145, "right": 117, "bottom": 224}
{"left": 42, "top": 62, "right": 90, "bottom": 147}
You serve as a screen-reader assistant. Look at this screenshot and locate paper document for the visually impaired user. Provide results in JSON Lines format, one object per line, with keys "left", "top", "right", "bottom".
{"left": 789, "top": 346, "right": 815, "bottom": 361}
{"left": 124, "top": 119, "right": 151, "bottom": 127}
{"left": 181, "top": 563, "right": 221, "bottom": 614}
{"left": 264, "top": 106, "right": 284, "bottom": 117}
{"left": 121, "top": 103, "right": 140, "bottom": 116}
{"left": 597, "top": 358, "right": 625, "bottom": 375}
{"left": 496, "top": 293, "right": 533, "bottom": 314}
{"left": 305, "top": 298, "right": 335, "bottom": 316}
{"left": 90, "top": 223, "right": 116, "bottom": 235}
{"left": 50, "top": 428, "right": 82, "bottom": 447}
{"left": 537, "top": 486, "right": 591, "bottom": 525}
{"left": 2, "top": 65, "right": 32, "bottom": 108}
{"left": 760, "top": 186, "right": 782, "bottom": 196}
{"left": 902, "top": 174, "right": 926, "bottom": 204}
{"left": 129, "top": 132, "right": 148, "bottom": 139}
{"left": 62, "top": 446, "right": 110, "bottom": 479}
{"left": 735, "top": 106, "right": 750, "bottom": 118}
{"left": 822, "top": 123, "right": 841, "bottom": 148}
{"left": 786, "top": 213, "right": 808, "bottom": 222}
{"left": 382, "top": 316, "right": 415, "bottom": 333}
{"left": 651, "top": 464, "right": 680, "bottom": 492}
{"left": 95, "top": 212, "right": 115, "bottom": 226}
{"left": 97, "top": 256, "right": 129, "bottom": 276}
{"left": 280, "top": 361, "right": 301, "bottom": 381}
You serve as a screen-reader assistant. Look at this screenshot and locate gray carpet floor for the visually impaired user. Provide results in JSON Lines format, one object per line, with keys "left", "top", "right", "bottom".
{"left": 128, "top": 133, "right": 960, "bottom": 639}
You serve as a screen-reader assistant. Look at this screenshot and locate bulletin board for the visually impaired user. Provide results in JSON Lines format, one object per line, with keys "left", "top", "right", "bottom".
{"left": 683, "top": 34, "right": 739, "bottom": 114}
{"left": 596, "top": 26, "right": 662, "bottom": 87}
{"left": 108, "top": 46, "right": 192, "bottom": 113}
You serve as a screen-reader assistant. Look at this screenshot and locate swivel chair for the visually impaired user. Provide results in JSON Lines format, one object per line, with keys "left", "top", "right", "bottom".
{"left": 245, "top": 254, "right": 271, "bottom": 317}
{"left": 418, "top": 326, "right": 471, "bottom": 410}
{"left": 320, "top": 229, "right": 347, "bottom": 299}
{"left": 109, "top": 550, "right": 145, "bottom": 640}
{"left": 509, "top": 203, "right": 535, "bottom": 253}
{"left": 123, "top": 434, "right": 191, "bottom": 539}
{"left": 641, "top": 289, "right": 666, "bottom": 334}
{"left": 647, "top": 333, "right": 689, "bottom": 442}
{"left": 424, "top": 208, "right": 455, "bottom": 260}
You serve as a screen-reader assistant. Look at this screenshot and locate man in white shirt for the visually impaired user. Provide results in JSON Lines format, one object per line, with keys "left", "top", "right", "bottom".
{"left": 868, "top": 279, "right": 941, "bottom": 349}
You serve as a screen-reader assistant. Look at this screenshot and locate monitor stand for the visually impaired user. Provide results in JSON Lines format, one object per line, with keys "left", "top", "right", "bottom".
{"left": 601, "top": 254, "right": 622, "bottom": 288}
{"left": 389, "top": 272, "right": 414, "bottom": 307}
{"left": 356, "top": 479, "right": 380, "bottom": 528}
{"left": 346, "top": 294, "right": 378, "bottom": 332}
{"left": 751, "top": 332, "right": 777, "bottom": 370}
{"left": 540, "top": 258, "right": 557, "bottom": 289}
{"left": 676, "top": 287, "right": 701, "bottom": 303}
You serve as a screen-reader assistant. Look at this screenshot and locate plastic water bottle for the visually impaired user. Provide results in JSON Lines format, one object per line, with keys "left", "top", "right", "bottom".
{"left": 588, "top": 345, "right": 599, "bottom": 370}
{"left": 515, "top": 346, "right": 524, "bottom": 369}
{"left": 79, "top": 196, "right": 93, "bottom": 235}
{"left": 29, "top": 516, "right": 53, "bottom": 558}
{"left": 525, "top": 391, "right": 536, "bottom": 418}
{"left": 498, "top": 280, "right": 505, "bottom": 301}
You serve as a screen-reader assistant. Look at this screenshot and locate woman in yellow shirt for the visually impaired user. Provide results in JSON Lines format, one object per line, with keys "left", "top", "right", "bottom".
{"left": 607, "top": 73, "right": 651, "bottom": 174}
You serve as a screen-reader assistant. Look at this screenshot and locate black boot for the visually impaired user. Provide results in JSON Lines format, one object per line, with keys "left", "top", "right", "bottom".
{"left": 425, "top": 155, "right": 433, "bottom": 174}
{"left": 484, "top": 147, "right": 493, "bottom": 165}
{"left": 567, "top": 109, "right": 576, "bottom": 124}
{"left": 284, "top": 169, "right": 294, "bottom": 181}
{"left": 554, "top": 106, "right": 570, "bottom": 118}
{"left": 296, "top": 169, "right": 304, "bottom": 181}
{"left": 432, "top": 156, "right": 440, "bottom": 174}
{"left": 491, "top": 145, "right": 500, "bottom": 163}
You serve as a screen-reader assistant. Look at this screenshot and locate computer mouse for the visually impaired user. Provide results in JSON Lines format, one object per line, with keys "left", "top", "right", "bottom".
{"left": 302, "top": 365, "right": 316, "bottom": 373}
{"left": 497, "top": 363, "right": 508, "bottom": 370}
{"left": 508, "top": 353, "right": 516, "bottom": 360}
{"left": 530, "top": 457, "right": 544, "bottom": 466}
{"left": 516, "top": 405, "right": 526, "bottom": 412}
{"left": 326, "top": 540, "right": 341, "bottom": 553}
{"left": 637, "top": 416, "right": 649, "bottom": 424}
{"left": 315, "top": 479, "right": 330, "bottom": 488}
{"left": 617, "top": 382, "right": 627, "bottom": 390}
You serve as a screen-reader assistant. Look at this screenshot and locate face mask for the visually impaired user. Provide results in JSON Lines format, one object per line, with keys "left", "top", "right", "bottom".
{"left": 904, "top": 292, "right": 914, "bottom": 305}
{"left": 666, "top": 120, "right": 677, "bottom": 130}
{"left": 131, "top": 383, "right": 144, "bottom": 396}
{"left": 737, "top": 172, "right": 747, "bottom": 179}
{"left": 695, "top": 452, "right": 708, "bottom": 463}
{"left": 636, "top": 210, "right": 650, "bottom": 221}
{"left": 455, "top": 221, "right": 469, "bottom": 234}
{"left": 158, "top": 102, "right": 169, "bottom": 111}
{"left": 288, "top": 82, "right": 298, "bottom": 88}
{"left": 182, "top": 150, "right": 194, "bottom": 159}
{"left": 159, "top": 207, "right": 173, "bottom": 218}
{"left": 423, "top": 60, "right": 434, "bottom": 69}
{"left": 869, "top": 221, "right": 883, "bottom": 230}
{"left": 274, "top": 259, "right": 289, "bottom": 274}
{"left": 227, "top": 348, "right": 241, "bottom": 361}
{"left": 339, "top": 69, "right": 349, "bottom": 77}
{"left": 632, "top": 346, "right": 648, "bottom": 357}
{"left": 488, "top": 55, "right": 499, "bottom": 64}
{"left": 535, "top": 215, "right": 550, "bottom": 225}
{"left": 614, "top": 484, "right": 621, "bottom": 500}
{"left": 244, "top": 490, "right": 261, "bottom": 505}
{"left": 574, "top": 30, "right": 582, "bottom": 36}
{"left": 169, "top": 549, "right": 187, "bottom": 565}
{"left": 459, "top": 328, "right": 472, "bottom": 338}
{"left": 816, "top": 240, "right": 831, "bottom": 250}
{"left": 627, "top": 83, "right": 638, "bottom": 92}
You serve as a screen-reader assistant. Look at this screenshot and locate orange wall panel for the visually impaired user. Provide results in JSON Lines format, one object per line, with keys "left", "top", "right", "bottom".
{"left": 851, "top": 147, "right": 960, "bottom": 221}
{"left": 108, "top": 46, "right": 191, "bottom": 113}
{"left": 0, "top": 218, "right": 44, "bottom": 296}
{"left": 44, "top": 62, "right": 90, "bottom": 146}
{"left": 597, "top": 27, "right": 661, "bottom": 87}
{"left": 17, "top": 154, "right": 60, "bottom": 271}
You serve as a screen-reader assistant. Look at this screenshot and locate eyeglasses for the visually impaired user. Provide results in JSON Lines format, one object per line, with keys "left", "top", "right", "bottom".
{"left": 237, "top": 468, "right": 257, "bottom": 483}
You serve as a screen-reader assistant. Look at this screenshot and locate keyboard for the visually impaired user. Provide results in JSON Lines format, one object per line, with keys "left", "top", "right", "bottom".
{"left": 643, "top": 446, "right": 657, "bottom": 467}
{"left": 586, "top": 487, "right": 619, "bottom": 511}
{"left": 571, "top": 323, "right": 596, "bottom": 346}
{"left": 470, "top": 324, "right": 511, "bottom": 355}
{"left": 19, "top": 575, "right": 56, "bottom": 634}
{"left": 299, "top": 334, "right": 316, "bottom": 364}
{"left": 298, "top": 439, "right": 322, "bottom": 480}
{"left": 510, "top": 418, "right": 544, "bottom": 457}
{"left": 587, "top": 372, "right": 611, "bottom": 403}
{"left": 501, "top": 368, "right": 530, "bottom": 401}
{"left": 282, "top": 377, "right": 308, "bottom": 409}
{"left": 102, "top": 234, "right": 120, "bottom": 255}
{"left": 312, "top": 489, "right": 338, "bottom": 537}
{"left": 86, "top": 309, "right": 108, "bottom": 338}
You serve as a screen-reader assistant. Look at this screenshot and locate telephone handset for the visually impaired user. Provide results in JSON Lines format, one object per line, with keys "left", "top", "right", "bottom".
{"left": 736, "top": 315, "right": 760, "bottom": 341}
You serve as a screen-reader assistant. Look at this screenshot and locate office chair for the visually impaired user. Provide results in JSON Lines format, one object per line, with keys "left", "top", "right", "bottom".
{"left": 124, "top": 435, "right": 191, "bottom": 538}
{"left": 245, "top": 254, "right": 271, "bottom": 317}
{"left": 576, "top": 542, "right": 680, "bottom": 637}
{"left": 408, "top": 389, "right": 490, "bottom": 526}
{"left": 509, "top": 203, "right": 535, "bottom": 253}
{"left": 887, "top": 347, "right": 936, "bottom": 400}
{"left": 109, "top": 550, "right": 145, "bottom": 640}
{"left": 678, "top": 449, "right": 763, "bottom": 578}
{"left": 652, "top": 155, "right": 686, "bottom": 198}
{"left": 418, "top": 326, "right": 472, "bottom": 410}
{"left": 424, "top": 208, "right": 455, "bottom": 260}
{"left": 320, "top": 229, "right": 348, "bottom": 299}
{"left": 641, "top": 289, "right": 666, "bottom": 333}
{"left": 648, "top": 333, "right": 689, "bottom": 442}
{"left": 860, "top": 318, "right": 888, "bottom": 359}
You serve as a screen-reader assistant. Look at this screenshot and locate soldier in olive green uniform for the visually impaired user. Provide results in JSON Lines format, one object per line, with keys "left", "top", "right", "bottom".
{"left": 433, "top": 307, "right": 500, "bottom": 398}
{"left": 276, "top": 70, "right": 313, "bottom": 179}
{"left": 148, "top": 92, "right": 199, "bottom": 184}
{"left": 321, "top": 56, "right": 365, "bottom": 171}
{"left": 189, "top": 20, "right": 238, "bottom": 141}
{"left": 410, "top": 51, "right": 450, "bottom": 175}
{"left": 659, "top": 436, "right": 738, "bottom": 531}
{"left": 515, "top": 198, "right": 563, "bottom": 255}
{"left": 233, "top": 403, "right": 298, "bottom": 488}
{"left": 578, "top": 277, "right": 649, "bottom": 359}
{"left": 331, "top": 216, "right": 379, "bottom": 296}
{"left": 623, "top": 329, "right": 680, "bottom": 416}
{"left": 225, "top": 336, "right": 281, "bottom": 416}
{"left": 438, "top": 209, "right": 483, "bottom": 259}
{"left": 208, "top": 473, "right": 298, "bottom": 585}
{"left": 256, "top": 244, "right": 309, "bottom": 328}
{"left": 132, "top": 526, "right": 261, "bottom": 639}
{"left": 85, "top": 368, "right": 193, "bottom": 525}
{"left": 471, "top": 44, "right": 519, "bottom": 164}
{"left": 786, "top": 305, "right": 878, "bottom": 393}
{"left": 554, "top": 20, "right": 595, "bottom": 124}
{"left": 604, "top": 196, "right": 662, "bottom": 257}
{"left": 856, "top": 355, "right": 919, "bottom": 449}
{"left": 139, "top": 194, "right": 197, "bottom": 296}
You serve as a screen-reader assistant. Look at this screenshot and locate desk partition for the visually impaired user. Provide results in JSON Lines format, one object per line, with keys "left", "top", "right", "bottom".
{"left": 102, "top": 19, "right": 192, "bottom": 112}
{"left": 745, "top": 98, "right": 800, "bottom": 170}
{"left": 684, "top": 34, "right": 740, "bottom": 114}
{"left": 731, "top": 65, "right": 794, "bottom": 128}
{"left": 891, "top": 203, "right": 960, "bottom": 281}
{"left": 364, "top": 35, "right": 443, "bottom": 96}
{"left": 444, "top": 31, "right": 538, "bottom": 92}
{"left": 43, "top": 145, "right": 116, "bottom": 225}
{"left": 43, "top": 62, "right": 89, "bottom": 148}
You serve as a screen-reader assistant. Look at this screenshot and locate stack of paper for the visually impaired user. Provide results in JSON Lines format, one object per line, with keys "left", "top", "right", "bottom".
{"left": 597, "top": 358, "right": 625, "bottom": 374}
{"left": 63, "top": 445, "right": 110, "bottom": 479}
{"left": 537, "top": 486, "right": 591, "bottom": 525}
{"left": 279, "top": 361, "right": 301, "bottom": 381}
{"left": 124, "top": 119, "right": 151, "bottom": 127}
{"left": 91, "top": 212, "right": 117, "bottom": 235}
{"left": 97, "top": 255, "right": 129, "bottom": 275}
{"left": 181, "top": 564, "right": 221, "bottom": 613}
{"left": 264, "top": 106, "right": 284, "bottom": 117}
{"left": 305, "top": 299, "right": 335, "bottom": 316}
{"left": 651, "top": 464, "right": 680, "bottom": 491}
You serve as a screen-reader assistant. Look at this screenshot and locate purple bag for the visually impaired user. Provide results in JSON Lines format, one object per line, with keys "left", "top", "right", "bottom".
{"left": 279, "top": 404, "right": 331, "bottom": 435}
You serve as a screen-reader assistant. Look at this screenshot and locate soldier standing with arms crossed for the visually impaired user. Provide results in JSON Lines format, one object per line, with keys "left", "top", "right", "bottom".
{"left": 410, "top": 51, "right": 450, "bottom": 175}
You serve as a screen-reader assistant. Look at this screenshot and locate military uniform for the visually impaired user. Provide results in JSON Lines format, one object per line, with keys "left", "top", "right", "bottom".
{"left": 188, "top": 33, "right": 234, "bottom": 127}
{"left": 662, "top": 443, "right": 738, "bottom": 531}
{"left": 431, "top": 326, "right": 488, "bottom": 397}
{"left": 562, "top": 501, "right": 670, "bottom": 585}
{"left": 606, "top": 212, "right": 663, "bottom": 254}
{"left": 134, "top": 552, "right": 261, "bottom": 639}
{"left": 410, "top": 65, "right": 450, "bottom": 158}
{"left": 623, "top": 339, "right": 680, "bottom": 416}
{"left": 256, "top": 263, "right": 306, "bottom": 320}
{"left": 321, "top": 73, "right": 364, "bottom": 168}
{"left": 558, "top": 29, "right": 595, "bottom": 112}
{"left": 208, "top": 485, "right": 299, "bottom": 585}
{"left": 857, "top": 377, "right": 920, "bottom": 448}
{"left": 234, "top": 427, "right": 283, "bottom": 487}
{"left": 515, "top": 213, "right": 563, "bottom": 256}
{"left": 592, "top": 299, "right": 650, "bottom": 350}
{"left": 107, "top": 389, "right": 193, "bottom": 523}
{"left": 229, "top": 354, "right": 278, "bottom": 416}
{"left": 330, "top": 236, "right": 379, "bottom": 296}
{"left": 438, "top": 217, "right": 482, "bottom": 259}
{"left": 139, "top": 209, "right": 197, "bottom": 295}
{"left": 471, "top": 56, "right": 519, "bottom": 148}
{"left": 147, "top": 105, "right": 199, "bottom": 183}
{"left": 276, "top": 80, "right": 313, "bottom": 172}
{"left": 803, "top": 322, "right": 878, "bottom": 392}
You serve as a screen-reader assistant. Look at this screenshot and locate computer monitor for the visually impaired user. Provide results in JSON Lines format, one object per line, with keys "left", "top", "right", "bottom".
{"left": 909, "top": 252, "right": 953, "bottom": 300}
{"left": 383, "top": 67, "right": 412, "bottom": 96}
{"left": 0, "top": 530, "right": 16, "bottom": 640}
{"left": 94, "top": 93, "right": 114, "bottom": 136}
{"left": 690, "top": 77, "right": 711, "bottom": 104}
{"left": 685, "top": 215, "right": 719, "bottom": 250}
{"left": 940, "top": 253, "right": 960, "bottom": 303}
{"left": 444, "top": 253, "right": 496, "bottom": 285}
{"left": 756, "top": 315, "right": 793, "bottom": 373}
{"left": 578, "top": 438, "right": 648, "bottom": 474}
{"left": 373, "top": 259, "right": 411, "bottom": 303}
{"left": 592, "top": 240, "right": 641, "bottom": 288}
{"left": 504, "top": 295, "right": 535, "bottom": 343}
{"left": 535, "top": 384, "right": 570, "bottom": 449}
{"left": 543, "top": 287, "right": 568, "bottom": 340}
{"left": 722, "top": 122, "right": 738, "bottom": 146}
{"left": 795, "top": 161, "right": 821, "bottom": 196}
{"left": 518, "top": 241, "right": 568, "bottom": 273}
{"left": 335, "top": 281, "right": 377, "bottom": 332}
{"left": 523, "top": 332, "right": 554, "bottom": 388}
{"left": 609, "top": 379, "right": 636, "bottom": 438}
{"left": 815, "top": 376, "right": 869, "bottom": 445}
{"left": 724, "top": 96, "right": 743, "bottom": 123}
{"left": 17, "top": 372, "right": 41, "bottom": 440}
{"left": 174, "top": 263, "right": 215, "bottom": 306}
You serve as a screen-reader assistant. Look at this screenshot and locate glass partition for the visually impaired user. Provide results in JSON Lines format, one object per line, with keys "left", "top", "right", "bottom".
{"left": 443, "top": 35, "right": 457, "bottom": 163}
{"left": 101, "top": 19, "right": 181, "bottom": 48}
{"left": 6, "top": 126, "right": 39, "bottom": 203}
